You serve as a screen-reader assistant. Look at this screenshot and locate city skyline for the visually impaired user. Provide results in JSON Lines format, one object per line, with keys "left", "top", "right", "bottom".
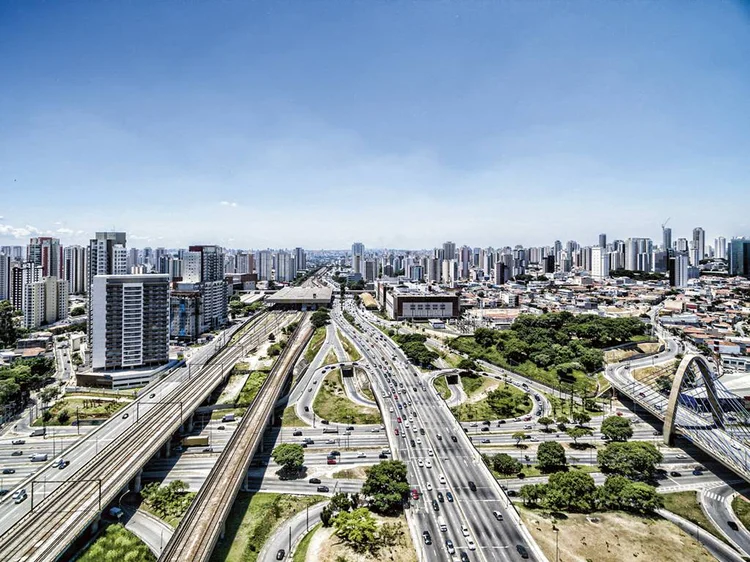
{"left": 2, "top": 2, "right": 749, "bottom": 248}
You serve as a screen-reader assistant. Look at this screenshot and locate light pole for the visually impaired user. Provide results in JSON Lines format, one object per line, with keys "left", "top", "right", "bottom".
{"left": 553, "top": 526, "right": 559, "bottom": 562}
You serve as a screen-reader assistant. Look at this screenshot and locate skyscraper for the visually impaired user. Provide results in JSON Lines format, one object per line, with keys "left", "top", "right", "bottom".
{"left": 294, "top": 247, "right": 306, "bottom": 272}
{"left": 591, "top": 246, "right": 610, "bottom": 280}
{"left": 668, "top": 253, "right": 689, "bottom": 287}
{"left": 598, "top": 234, "right": 607, "bottom": 248}
{"left": 88, "top": 232, "right": 127, "bottom": 343}
{"left": 63, "top": 245, "right": 87, "bottom": 294}
{"left": 692, "top": 227, "right": 705, "bottom": 262}
{"left": 714, "top": 237, "right": 727, "bottom": 260}
{"left": 662, "top": 227, "right": 672, "bottom": 252}
{"left": 258, "top": 250, "right": 273, "bottom": 281}
{"left": 275, "top": 251, "right": 295, "bottom": 282}
{"left": 351, "top": 242, "right": 365, "bottom": 274}
{"left": 0, "top": 253, "right": 11, "bottom": 302}
{"left": 27, "top": 237, "right": 62, "bottom": 278}
{"left": 187, "top": 245, "right": 228, "bottom": 330}
{"left": 729, "top": 238, "right": 750, "bottom": 277}
{"left": 442, "top": 241, "right": 456, "bottom": 261}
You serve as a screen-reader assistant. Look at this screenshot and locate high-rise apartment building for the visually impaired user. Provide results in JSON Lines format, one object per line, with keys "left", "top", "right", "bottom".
{"left": 88, "top": 232, "right": 128, "bottom": 342}
{"left": 668, "top": 253, "right": 690, "bottom": 287}
{"left": 23, "top": 277, "right": 68, "bottom": 329}
{"left": 188, "top": 245, "right": 228, "bottom": 331}
{"left": 351, "top": 242, "right": 365, "bottom": 274}
{"left": 598, "top": 234, "right": 607, "bottom": 248}
{"left": 625, "top": 238, "right": 653, "bottom": 272}
{"left": 729, "top": 238, "right": 750, "bottom": 277}
{"left": 0, "top": 253, "right": 11, "bottom": 302}
{"left": 442, "top": 241, "right": 456, "bottom": 261}
{"left": 294, "top": 247, "right": 306, "bottom": 272}
{"left": 714, "top": 237, "right": 727, "bottom": 260}
{"left": 63, "top": 245, "right": 87, "bottom": 294}
{"left": 662, "top": 228, "right": 672, "bottom": 252}
{"left": 257, "top": 250, "right": 273, "bottom": 281}
{"left": 692, "top": 227, "right": 705, "bottom": 262}
{"left": 591, "top": 246, "right": 610, "bottom": 280}
{"left": 10, "top": 263, "right": 42, "bottom": 311}
{"left": 91, "top": 274, "right": 169, "bottom": 370}
{"left": 27, "top": 237, "right": 62, "bottom": 278}
{"left": 275, "top": 251, "right": 295, "bottom": 282}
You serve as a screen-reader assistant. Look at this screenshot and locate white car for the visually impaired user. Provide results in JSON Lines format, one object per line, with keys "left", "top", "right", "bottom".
{"left": 418, "top": 459, "right": 424, "bottom": 467}
{"left": 389, "top": 407, "right": 394, "bottom": 412}
{"left": 439, "top": 475, "right": 446, "bottom": 484}
{"left": 425, "top": 460, "right": 432, "bottom": 469}
{"left": 461, "top": 524, "right": 470, "bottom": 537}
{"left": 357, "top": 452, "right": 367, "bottom": 458}
{"left": 467, "top": 538, "right": 476, "bottom": 550}
{"left": 417, "top": 438, "right": 422, "bottom": 444}
{"left": 426, "top": 482, "right": 433, "bottom": 491}
{"left": 428, "top": 448, "right": 434, "bottom": 456}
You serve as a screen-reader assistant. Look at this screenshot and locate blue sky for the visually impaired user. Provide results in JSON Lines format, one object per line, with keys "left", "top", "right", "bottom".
{"left": 1, "top": 1, "right": 748, "bottom": 250}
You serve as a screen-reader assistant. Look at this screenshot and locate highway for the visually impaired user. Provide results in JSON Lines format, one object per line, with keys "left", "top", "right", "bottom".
{"left": 701, "top": 483, "right": 750, "bottom": 557}
{"left": 333, "top": 296, "right": 545, "bottom": 562}
{"left": 0, "top": 310, "right": 293, "bottom": 561}
{"left": 158, "top": 316, "right": 313, "bottom": 562}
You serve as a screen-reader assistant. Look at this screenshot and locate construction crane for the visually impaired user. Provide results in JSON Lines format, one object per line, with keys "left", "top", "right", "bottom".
{"left": 661, "top": 217, "right": 671, "bottom": 230}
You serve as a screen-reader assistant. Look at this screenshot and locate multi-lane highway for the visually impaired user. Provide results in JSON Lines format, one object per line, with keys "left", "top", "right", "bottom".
{"left": 333, "top": 296, "right": 545, "bottom": 562}
{"left": 0, "top": 310, "right": 293, "bottom": 561}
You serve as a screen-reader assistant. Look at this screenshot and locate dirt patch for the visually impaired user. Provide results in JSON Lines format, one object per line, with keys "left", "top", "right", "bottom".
{"left": 332, "top": 466, "right": 370, "bottom": 479}
{"left": 520, "top": 507, "right": 714, "bottom": 562}
{"left": 316, "top": 513, "right": 416, "bottom": 562}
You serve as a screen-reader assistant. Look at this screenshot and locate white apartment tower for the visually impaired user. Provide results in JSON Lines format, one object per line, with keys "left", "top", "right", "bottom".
{"left": 591, "top": 246, "right": 610, "bottom": 281}
{"left": 23, "top": 277, "right": 68, "bottom": 329}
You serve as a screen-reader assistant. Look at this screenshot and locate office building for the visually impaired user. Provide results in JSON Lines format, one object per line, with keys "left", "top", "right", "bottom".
{"left": 442, "top": 241, "right": 456, "bottom": 261}
{"left": 715, "top": 237, "right": 727, "bottom": 260}
{"left": 351, "top": 242, "right": 365, "bottom": 274}
{"left": 662, "top": 227, "right": 672, "bottom": 252}
{"left": 91, "top": 274, "right": 169, "bottom": 370}
{"left": 27, "top": 237, "right": 62, "bottom": 278}
{"left": 598, "top": 234, "right": 607, "bottom": 248}
{"left": 294, "top": 247, "right": 306, "bottom": 272}
{"left": 187, "top": 245, "right": 228, "bottom": 331}
{"left": 364, "top": 259, "right": 377, "bottom": 282}
{"left": 375, "top": 280, "right": 459, "bottom": 321}
{"left": 729, "top": 238, "right": 750, "bottom": 277}
{"left": 668, "top": 253, "right": 690, "bottom": 288}
{"left": 63, "top": 245, "right": 87, "bottom": 294}
{"left": 23, "top": 277, "right": 68, "bottom": 329}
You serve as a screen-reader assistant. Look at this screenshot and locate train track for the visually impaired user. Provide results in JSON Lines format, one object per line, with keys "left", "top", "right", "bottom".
{"left": 159, "top": 315, "right": 314, "bottom": 562}
{"left": 0, "top": 310, "right": 299, "bottom": 562}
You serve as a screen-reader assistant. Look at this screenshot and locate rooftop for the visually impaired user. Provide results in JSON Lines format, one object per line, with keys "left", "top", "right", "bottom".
{"left": 266, "top": 286, "right": 333, "bottom": 303}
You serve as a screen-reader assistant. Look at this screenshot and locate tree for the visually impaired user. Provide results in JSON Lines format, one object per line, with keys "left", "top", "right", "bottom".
{"left": 271, "top": 443, "right": 305, "bottom": 474}
{"left": 600, "top": 416, "right": 633, "bottom": 442}
{"left": 544, "top": 471, "right": 597, "bottom": 512}
{"left": 620, "top": 481, "right": 663, "bottom": 513}
{"left": 311, "top": 308, "right": 331, "bottom": 329}
{"left": 537, "top": 441, "right": 567, "bottom": 473}
{"left": 457, "top": 358, "right": 478, "bottom": 371}
{"left": 519, "top": 483, "right": 546, "bottom": 506}
{"left": 537, "top": 416, "right": 554, "bottom": 432}
{"left": 597, "top": 475, "right": 631, "bottom": 510}
{"left": 492, "top": 453, "right": 522, "bottom": 476}
{"left": 512, "top": 432, "right": 527, "bottom": 447}
{"left": 0, "top": 300, "right": 17, "bottom": 348}
{"left": 597, "top": 441, "right": 662, "bottom": 481}
{"left": 333, "top": 508, "right": 379, "bottom": 553}
{"left": 70, "top": 306, "right": 85, "bottom": 317}
{"left": 572, "top": 410, "right": 591, "bottom": 426}
{"left": 57, "top": 409, "right": 70, "bottom": 424}
{"left": 320, "top": 505, "right": 334, "bottom": 527}
{"left": 362, "top": 460, "right": 410, "bottom": 514}
{"left": 329, "top": 492, "right": 353, "bottom": 514}
{"left": 566, "top": 426, "right": 592, "bottom": 447}
{"left": 41, "top": 410, "right": 52, "bottom": 423}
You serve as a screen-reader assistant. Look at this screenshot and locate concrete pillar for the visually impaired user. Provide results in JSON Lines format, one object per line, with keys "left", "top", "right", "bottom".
{"left": 162, "top": 441, "right": 171, "bottom": 458}
{"left": 185, "top": 413, "right": 194, "bottom": 433}
{"left": 220, "top": 519, "right": 226, "bottom": 540}
{"left": 90, "top": 515, "right": 101, "bottom": 536}
{"left": 132, "top": 469, "right": 143, "bottom": 493}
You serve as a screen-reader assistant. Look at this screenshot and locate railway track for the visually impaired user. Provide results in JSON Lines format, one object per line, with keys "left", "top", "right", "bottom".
{"left": 0, "top": 310, "right": 299, "bottom": 562}
{"left": 159, "top": 316, "right": 314, "bottom": 562}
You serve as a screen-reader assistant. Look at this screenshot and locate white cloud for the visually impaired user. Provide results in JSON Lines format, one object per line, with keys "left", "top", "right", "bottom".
{"left": 57, "top": 227, "right": 74, "bottom": 234}
{"left": 0, "top": 222, "right": 42, "bottom": 239}
{"left": 219, "top": 201, "right": 238, "bottom": 207}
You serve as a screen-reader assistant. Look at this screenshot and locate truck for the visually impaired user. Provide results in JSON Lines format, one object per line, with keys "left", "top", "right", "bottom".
{"left": 322, "top": 428, "right": 339, "bottom": 434}
{"left": 29, "top": 453, "right": 48, "bottom": 462}
{"left": 438, "top": 515, "right": 447, "bottom": 532}
{"left": 221, "top": 413, "right": 235, "bottom": 422}
{"left": 182, "top": 435, "right": 209, "bottom": 447}
{"left": 29, "top": 428, "right": 46, "bottom": 437}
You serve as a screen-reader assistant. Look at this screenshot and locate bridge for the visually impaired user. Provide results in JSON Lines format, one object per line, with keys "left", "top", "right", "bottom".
{"left": 0, "top": 310, "right": 299, "bottom": 562}
{"left": 607, "top": 342, "right": 750, "bottom": 483}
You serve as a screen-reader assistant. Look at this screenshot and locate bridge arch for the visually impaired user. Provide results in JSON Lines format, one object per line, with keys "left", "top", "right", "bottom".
{"left": 663, "top": 353, "right": 722, "bottom": 445}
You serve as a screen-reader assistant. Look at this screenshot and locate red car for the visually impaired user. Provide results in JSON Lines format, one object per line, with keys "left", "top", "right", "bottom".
{"left": 394, "top": 428, "right": 400, "bottom": 435}
{"left": 397, "top": 417, "right": 402, "bottom": 423}
{"left": 327, "top": 458, "right": 337, "bottom": 465}
{"left": 411, "top": 489, "right": 420, "bottom": 500}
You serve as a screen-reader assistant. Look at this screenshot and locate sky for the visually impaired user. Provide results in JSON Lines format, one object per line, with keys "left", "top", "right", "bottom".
{"left": 1, "top": 1, "right": 749, "bottom": 250}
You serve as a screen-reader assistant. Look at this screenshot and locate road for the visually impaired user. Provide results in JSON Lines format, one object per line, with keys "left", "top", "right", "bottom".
{"left": 334, "top": 297, "right": 546, "bottom": 562}
{"left": 259, "top": 501, "right": 327, "bottom": 562}
{"left": 701, "top": 483, "right": 750, "bottom": 557}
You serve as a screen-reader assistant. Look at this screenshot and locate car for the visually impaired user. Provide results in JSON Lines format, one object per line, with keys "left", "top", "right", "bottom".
{"left": 418, "top": 459, "right": 424, "bottom": 467}
{"left": 58, "top": 460, "right": 70, "bottom": 469}
{"left": 396, "top": 416, "right": 402, "bottom": 423}
{"left": 0, "top": 489, "right": 8, "bottom": 496}
{"left": 378, "top": 452, "right": 387, "bottom": 459}
{"left": 276, "top": 548, "right": 286, "bottom": 560}
{"left": 308, "top": 388, "right": 312, "bottom": 392}
{"left": 293, "top": 430, "right": 303, "bottom": 436}
{"left": 304, "top": 406, "right": 309, "bottom": 412}
{"left": 670, "top": 471, "right": 682, "bottom": 477}
{"left": 480, "top": 426, "right": 489, "bottom": 432}
{"left": 11, "top": 488, "right": 26, "bottom": 501}
{"left": 321, "top": 419, "right": 330, "bottom": 425}
{"left": 357, "top": 452, "right": 367, "bottom": 459}
{"left": 217, "top": 425, "right": 225, "bottom": 430}
{"left": 507, "top": 489, "right": 518, "bottom": 497}
{"left": 437, "top": 492, "right": 444, "bottom": 503}
{"left": 497, "top": 420, "right": 506, "bottom": 425}
{"left": 676, "top": 454, "right": 687, "bottom": 459}
{"left": 11, "top": 451, "right": 22, "bottom": 456}
{"left": 394, "top": 428, "right": 399, "bottom": 436}
{"left": 416, "top": 438, "right": 422, "bottom": 444}
{"left": 2, "top": 468, "right": 15, "bottom": 474}
{"left": 728, "top": 521, "right": 739, "bottom": 531}
{"left": 439, "top": 475, "right": 446, "bottom": 484}
{"left": 411, "top": 489, "right": 420, "bottom": 500}
{"left": 467, "top": 537, "right": 476, "bottom": 550}
{"left": 317, "top": 485, "right": 330, "bottom": 492}
{"left": 420, "top": 428, "right": 425, "bottom": 435}
{"left": 468, "top": 481, "right": 477, "bottom": 491}
{"left": 437, "top": 434, "right": 443, "bottom": 441}
{"left": 445, "top": 539, "right": 455, "bottom": 554}
{"left": 481, "top": 438, "right": 490, "bottom": 444}
{"left": 410, "top": 439, "right": 416, "bottom": 447}
{"left": 493, "top": 510, "right": 503, "bottom": 521}
{"left": 432, "top": 499, "right": 439, "bottom": 511}
{"left": 426, "top": 482, "right": 433, "bottom": 491}
{"left": 330, "top": 450, "right": 340, "bottom": 456}
{"left": 523, "top": 425, "right": 533, "bottom": 430}
{"left": 309, "top": 478, "right": 321, "bottom": 484}
{"left": 446, "top": 491, "right": 454, "bottom": 502}
{"left": 422, "top": 531, "right": 432, "bottom": 545}
{"left": 428, "top": 448, "right": 434, "bottom": 456}
{"left": 11, "top": 440, "right": 25, "bottom": 445}
{"left": 326, "top": 458, "right": 337, "bottom": 465}
{"left": 451, "top": 435, "right": 458, "bottom": 442}
{"left": 149, "top": 393, "right": 156, "bottom": 399}
{"left": 14, "top": 491, "right": 27, "bottom": 504}
{"left": 653, "top": 430, "right": 660, "bottom": 436}
{"left": 470, "top": 422, "right": 478, "bottom": 427}
{"left": 461, "top": 524, "right": 470, "bottom": 537}
{"left": 516, "top": 544, "right": 530, "bottom": 559}
{"left": 460, "top": 553, "right": 469, "bottom": 562}
{"left": 370, "top": 427, "right": 380, "bottom": 433}
{"left": 692, "top": 469, "right": 703, "bottom": 476}
{"left": 326, "top": 439, "right": 336, "bottom": 444}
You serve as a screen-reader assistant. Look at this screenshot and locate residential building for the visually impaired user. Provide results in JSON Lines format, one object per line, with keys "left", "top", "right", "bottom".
{"left": 668, "top": 253, "right": 690, "bottom": 287}
{"left": 0, "top": 253, "right": 10, "bottom": 301}
{"left": 591, "top": 246, "right": 610, "bottom": 281}
{"left": 276, "top": 251, "right": 295, "bottom": 282}
{"left": 188, "top": 245, "right": 228, "bottom": 331}
{"left": 63, "top": 245, "right": 87, "bottom": 294}
{"left": 169, "top": 287, "right": 202, "bottom": 341}
{"left": 88, "top": 232, "right": 127, "bottom": 342}
{"left": 294, "top": 247, "right": 306, "bottom": 272}
{"left": 91, "top": 274, "right": 169, "bottom": 370}
{"left": 351, "top": 242, "right": 365, "bottom": 274}
{"left": 23, "top": 276, "right": 68, "bottom": 329}
{"left": 692, "top": 227, "right": 705, "bottom": 262}
{"left": 27, "top": 237, "right": 62, "bottom": 278}
{"left": 257, "top": 250, "right": 273, "bottom": 281}
{"left": 715, "top": 237, "right": 727, "bottom": 260}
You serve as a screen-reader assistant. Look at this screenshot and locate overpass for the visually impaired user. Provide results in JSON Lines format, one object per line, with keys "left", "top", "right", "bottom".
{"left": 0, "top": 310, "right": 298, "bottom": 562}
{"left": 158, "top": 317, "right": 314, "bottom": 561}
{"left": 607, "top": 341, "right": 750, "bottom": 484}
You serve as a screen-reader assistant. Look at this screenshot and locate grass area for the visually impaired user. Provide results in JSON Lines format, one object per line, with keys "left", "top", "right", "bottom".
{"left": 211, "top": 407, "right": 246, "bottom": 420}
{"left": 323, "top": 349, "right": 338, "bottom": 366}
{"left": 210, "top": 492, "right": 325, "bottom": 562}
{"left": 282, "top": 406, "right": 306, "bottom": 427}
{"left": 337, "top": 329, "right": 362, "bottom": 361}
{"left": 662, "top": 491, "right": 727, "bottom": 544}
{"left": 140, "top": 480, "right": 196, "bottom": 528}
{"left": 77, "top": 523, "right": 155, "bottom": 562}
{"left": 360, "top": 383, "right": 375, "bottom": 402}
{"left": 313, "top": 369, "right": 382, "bottom": 425}
{"left": 36, "top": 397, "right": 129, "bottom": 425}
{"left": 433, "top": 375, "right": 450, "bottom": 400}
{"left": 630, "top": 334, "right": 656, "bottom": 343}
{"left": 732, "top": 494, "right": 750, "bottom": 532}
{"left": 317, "top": 513, "right": 416, "bottom": 562}
{"left": 543, "top": 392, "right": 603, "bottom": 418}
{"left": 461, "top": 372, "right": 497, "bottom": 397}
{"left": 236, "top": 370, "right": 270, "bottom": 406}
{"left": 293, "top": 523, "right": 321, "bottom": 562}
{"left": 450, "top": 381, "right": 532, "bottom": 422}
{"left": 520, "top": 507, "right": 714, "bottom": 562}
{"left": 304, "top": 326, "right": 327, "bottom": 363}
{"left": 597, "top": 373, "right": 612, "bottom": 395}
{"left": 633, "top": 360, "right": 679, "bottom": 383}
